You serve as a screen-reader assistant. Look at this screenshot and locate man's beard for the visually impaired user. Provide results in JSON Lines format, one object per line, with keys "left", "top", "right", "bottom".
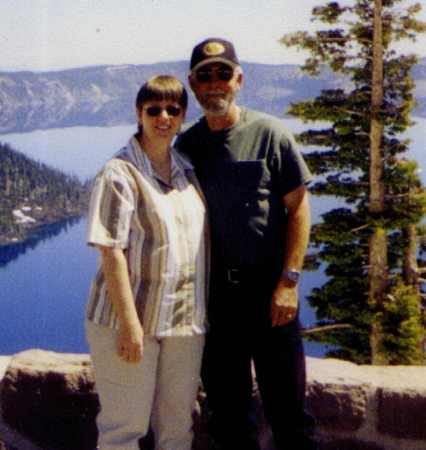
{"left": 198, "top": 91, "right": 235, "bottom": 117}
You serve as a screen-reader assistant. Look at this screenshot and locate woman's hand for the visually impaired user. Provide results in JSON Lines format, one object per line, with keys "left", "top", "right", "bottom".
{"left": 117, "top": 320, "right": 144, "bottom": 363}
{"left": 98, "top": 246, "right": 144, "bottom": 363}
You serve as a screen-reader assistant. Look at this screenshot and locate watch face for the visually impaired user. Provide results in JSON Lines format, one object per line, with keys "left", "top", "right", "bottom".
{"left": 283, "top": 270, "right": 300, "bottom": 283}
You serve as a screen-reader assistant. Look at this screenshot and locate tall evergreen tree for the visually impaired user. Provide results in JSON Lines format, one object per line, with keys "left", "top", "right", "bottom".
{"left": 369, "top": 0, "right": 388, "bottom": 364}
{"left": 281, "top": 0, "right": 426, "bottom": 363}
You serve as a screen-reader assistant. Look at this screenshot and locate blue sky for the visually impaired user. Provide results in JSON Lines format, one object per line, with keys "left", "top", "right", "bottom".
{"left": 2, "top": 0, "right": 426, "bottom": 71}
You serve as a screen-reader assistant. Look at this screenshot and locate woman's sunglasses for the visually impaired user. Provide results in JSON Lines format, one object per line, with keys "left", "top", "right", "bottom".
{"left": 195, "top": 67, "right": 234, "bottom": 83}
{"left": 144, "top": 105, "right": 182, "bottom": 117}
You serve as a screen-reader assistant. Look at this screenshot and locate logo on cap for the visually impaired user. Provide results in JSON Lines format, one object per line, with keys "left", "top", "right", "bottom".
{"left": 203, "top": 42, "right": 225, "bottom": 56}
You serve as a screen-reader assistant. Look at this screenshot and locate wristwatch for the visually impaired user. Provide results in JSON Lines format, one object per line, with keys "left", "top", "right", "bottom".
{"left": 282, "top": 269, "right": 301, "bottom": 285}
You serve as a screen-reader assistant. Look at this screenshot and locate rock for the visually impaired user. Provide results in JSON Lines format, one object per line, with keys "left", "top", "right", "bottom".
{"left": 377, "top": 388, "right": 426, "bottom": 440}
{"left": 2, "top": 351, "right": 426, "bottom": 450}
{"left": 308, "top": 380, "right": 368, "bottom": 431}
{"left": 0, "top": 349, "right": 99, "bottom": 450}
{"left": 306, "top": 357, "right": 426, "bottom": 450}
{"left": 306, "top": 358, "right": 370, "bottom": 433}
{"left": 0, "top": 349, "right": 209, "bottom": 450}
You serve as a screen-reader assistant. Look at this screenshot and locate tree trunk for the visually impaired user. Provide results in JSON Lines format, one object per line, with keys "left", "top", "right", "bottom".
{"left": 403, "top": 224, "right": 425, "bottom": 362}
{"left": 403, "top": 224, "right": 418, "bottom": 285}
{"left": 369, "top": 228, "right": 388, "bottom": 364}
{"left": 369, "top": 0, "right": 384, "bottom": 213}
{"left": 369, "top": 0, "right": 388, "bottom": 364}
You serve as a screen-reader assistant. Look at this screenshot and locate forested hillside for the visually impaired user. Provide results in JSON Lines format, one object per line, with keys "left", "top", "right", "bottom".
{"left": 0, "top": 142, "right": 89, "bottom": 244}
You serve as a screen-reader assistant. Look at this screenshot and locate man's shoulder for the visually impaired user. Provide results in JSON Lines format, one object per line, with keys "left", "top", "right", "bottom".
{"left": 240, "top": 109, "right": 295, "bottom": 149}
{"left": 179, "top": 117, "right": 206, "bottom": 138}
{"left": 243, "top": 109, "right": 292, "bottom": 136}
{"left": 175, "top": 117, "right": 206, "bottom": 157}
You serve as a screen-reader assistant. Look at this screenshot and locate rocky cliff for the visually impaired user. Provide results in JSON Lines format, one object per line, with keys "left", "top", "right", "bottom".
{"left": 1, "top": 59, "right": 426, "bottom": 134}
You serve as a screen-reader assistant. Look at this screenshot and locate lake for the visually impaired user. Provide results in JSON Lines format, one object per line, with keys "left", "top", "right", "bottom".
{"left": 0, "top": 117, "right": 425, "bottom": 357}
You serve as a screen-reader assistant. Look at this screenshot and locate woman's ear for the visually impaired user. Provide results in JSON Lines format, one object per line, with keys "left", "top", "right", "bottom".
{"left": 135, "top": 107, "right": 143, "bottom": 135}
{"left": 136, "top": 107, "right": 146, "bottom": 133}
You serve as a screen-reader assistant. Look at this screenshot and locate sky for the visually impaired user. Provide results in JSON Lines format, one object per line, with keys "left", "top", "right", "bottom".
{"left": 1, "top": 0, "right": 426, "bottom": 72}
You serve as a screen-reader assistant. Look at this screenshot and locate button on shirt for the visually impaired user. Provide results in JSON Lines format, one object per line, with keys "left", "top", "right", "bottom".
{"left": 86, "top": 136, "right": 209, "bottom": 337}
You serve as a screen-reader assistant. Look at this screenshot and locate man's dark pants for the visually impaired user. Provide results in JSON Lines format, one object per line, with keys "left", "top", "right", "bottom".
{"left": 201, "top": 269, "right": 316, "bottom": 450}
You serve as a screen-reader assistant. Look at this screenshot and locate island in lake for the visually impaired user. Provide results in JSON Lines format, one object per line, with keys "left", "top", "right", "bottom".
{"left": 0, "top": 142, "right": 89, "bottom": 246}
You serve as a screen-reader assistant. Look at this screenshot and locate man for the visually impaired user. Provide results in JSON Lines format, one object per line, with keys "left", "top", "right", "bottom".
{"left": 176, "top": 38, "right": 317, "bottom": 450}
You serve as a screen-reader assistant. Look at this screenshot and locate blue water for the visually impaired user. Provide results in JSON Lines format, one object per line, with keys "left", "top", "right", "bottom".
{"left": 0, "top": 218, "right": 97, "bottom": 354}
{"left": 0, "top": 216, "right": 327, "bottom": 356}
{"left": 0, "top": 118, "right": 424, "bottom": 356}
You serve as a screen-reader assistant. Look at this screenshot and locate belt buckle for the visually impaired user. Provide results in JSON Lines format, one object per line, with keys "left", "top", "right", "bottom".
{"left": 227, "top": 268, "right": 240, "bottom": 284}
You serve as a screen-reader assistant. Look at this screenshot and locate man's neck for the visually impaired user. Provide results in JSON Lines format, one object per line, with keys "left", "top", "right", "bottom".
{"left": 205, "top": 104, "right": 241, "bottom": 131}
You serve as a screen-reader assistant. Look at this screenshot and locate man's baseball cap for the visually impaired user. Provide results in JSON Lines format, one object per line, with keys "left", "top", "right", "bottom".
{"left": 190, "top": 38, "right": 240, "bottom": 72}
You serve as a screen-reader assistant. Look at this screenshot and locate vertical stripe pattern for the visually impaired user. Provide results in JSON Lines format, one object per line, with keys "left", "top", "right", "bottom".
{"left": 86, "top": 137, "right": 209, "bottom": 337}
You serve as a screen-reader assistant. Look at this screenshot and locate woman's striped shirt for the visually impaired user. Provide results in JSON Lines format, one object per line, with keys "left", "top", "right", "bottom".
{"left": 86, "top": 136, "right": 209, "bottom": 337}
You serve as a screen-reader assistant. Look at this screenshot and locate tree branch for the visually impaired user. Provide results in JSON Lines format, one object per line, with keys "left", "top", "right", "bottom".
{"left": 351, "top": 224, "right": 369, "bottom": 233}
{"left": 302, "top": 323, "right": 352, "bottom": 335}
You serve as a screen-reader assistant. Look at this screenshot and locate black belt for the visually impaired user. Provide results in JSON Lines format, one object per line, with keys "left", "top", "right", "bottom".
{"left": 216, "top": 267, "right": 262, "bottom": 285}
{"left": 214, "top": 262, "right": 279, "bottom": 285}
{"left": 225, "top": 268, "right": 244, "bottom": 284}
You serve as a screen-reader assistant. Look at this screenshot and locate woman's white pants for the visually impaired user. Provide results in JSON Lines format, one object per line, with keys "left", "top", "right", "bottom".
{"left": 86, "top": 321, "right": 204, "bottom": 450}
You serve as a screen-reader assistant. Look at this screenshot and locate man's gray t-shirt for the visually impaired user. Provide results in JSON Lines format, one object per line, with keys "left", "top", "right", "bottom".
{"left": 176, "top": 108, "right": 312, "bottom": 269}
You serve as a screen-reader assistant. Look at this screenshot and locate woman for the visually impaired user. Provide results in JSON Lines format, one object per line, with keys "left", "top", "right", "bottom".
{"left": 85, "top": 75, "right": 209, "bottom": 450}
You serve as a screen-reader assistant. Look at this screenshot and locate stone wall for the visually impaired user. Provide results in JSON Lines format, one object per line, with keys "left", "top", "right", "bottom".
{"left": 305, "top": 358, "right": 426, "bottom": 450}
{"left": 1, "top": 350, "right": 425, "bottom": 450}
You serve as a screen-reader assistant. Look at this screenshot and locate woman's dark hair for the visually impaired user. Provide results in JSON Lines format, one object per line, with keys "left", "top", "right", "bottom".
{"left": 135, "top": 75, "right": 188, "bottom": 135}
{"left": 135, "top": 75, "right": 188, "bottom": 112}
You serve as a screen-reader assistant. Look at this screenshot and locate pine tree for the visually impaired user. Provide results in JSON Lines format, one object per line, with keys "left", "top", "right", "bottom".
{"left": 281, "top": 0, "right": 426, "bottom": 364}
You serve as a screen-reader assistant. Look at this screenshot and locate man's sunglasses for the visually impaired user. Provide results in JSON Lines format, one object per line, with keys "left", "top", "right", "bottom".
{"left": 144, "top": 105, "right": 182, "bottom": 117}
{"left": 195, "top": 68, "right": 234, "bottom": 83}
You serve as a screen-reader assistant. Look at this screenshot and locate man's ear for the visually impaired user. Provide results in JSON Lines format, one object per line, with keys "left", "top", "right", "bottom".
{"left": 236, "top": 70, "right": 243, "bottom": 89}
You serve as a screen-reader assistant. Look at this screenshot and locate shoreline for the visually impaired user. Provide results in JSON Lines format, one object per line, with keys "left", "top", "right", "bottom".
{"left": 0, "top": 214, "right": 84, "bottom": 248}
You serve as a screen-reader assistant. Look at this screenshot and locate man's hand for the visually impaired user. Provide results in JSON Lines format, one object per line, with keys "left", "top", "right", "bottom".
{"left": 117, "top": 321, "right": 144, "bottom": 363}
{"left": 271, "top": 279, "right": 298, "bottom": 327}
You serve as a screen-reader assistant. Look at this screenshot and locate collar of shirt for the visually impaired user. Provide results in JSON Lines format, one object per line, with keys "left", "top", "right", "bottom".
{"left": 118, "top": 136, "right": 194, "bottom": 186}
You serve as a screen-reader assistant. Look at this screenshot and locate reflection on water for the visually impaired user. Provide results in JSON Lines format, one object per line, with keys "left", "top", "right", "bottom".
{"left": 0, "top": 217, "right": 97, "bottom": 354}
{"left": 0, "top": 216, "right": 82, "bottom": 267}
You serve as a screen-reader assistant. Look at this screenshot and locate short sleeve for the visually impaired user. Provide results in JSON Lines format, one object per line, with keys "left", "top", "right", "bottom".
{"left": 86, "top": 163, "right": 136, "bottom": 249}
{"left": 275, "top": 131, "right": 313, "bottom": 197}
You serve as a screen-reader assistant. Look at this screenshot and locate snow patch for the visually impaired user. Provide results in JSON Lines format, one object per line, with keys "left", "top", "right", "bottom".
{"left": 12, "top": 209, "right": 36, "bottom": 224}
